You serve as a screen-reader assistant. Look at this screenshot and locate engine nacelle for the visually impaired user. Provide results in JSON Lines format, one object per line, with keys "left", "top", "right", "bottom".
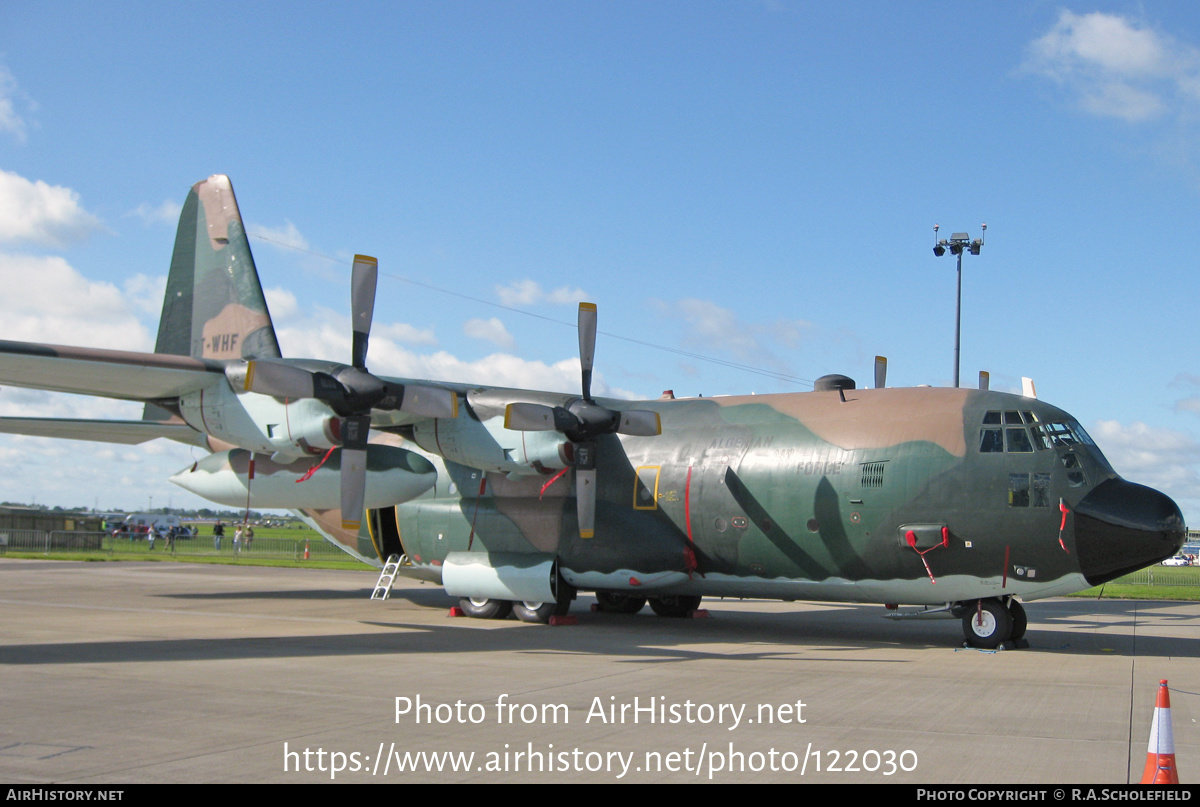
{"left": 411, "top": 414, "right": 568, "bottom": 476}
{"left": 169, "top": 446, "right": 436, "bottom": 509}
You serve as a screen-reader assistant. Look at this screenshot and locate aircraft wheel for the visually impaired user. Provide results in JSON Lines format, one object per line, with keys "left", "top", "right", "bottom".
{"left": 648, "top": 594, "right": 702, "bottom": 618}
{"left": 459, "top": 597, "right": 512, "bottom": 620}
{"left": 961, "top": 598, "right": 1013, "bottom": 649}
{"left": 595, "top": 592, "right": 647, "bottom": 614}
{"left": 513, "top": 599, "right": 570, "bottom": 624}
{"left": 1007, "top": 599, "right": 1028, "bottom": 641}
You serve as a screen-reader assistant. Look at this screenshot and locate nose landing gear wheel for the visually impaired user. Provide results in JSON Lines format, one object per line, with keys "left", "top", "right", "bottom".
{"left": 962, "top": 598, "right": 1013, "bottom": 649}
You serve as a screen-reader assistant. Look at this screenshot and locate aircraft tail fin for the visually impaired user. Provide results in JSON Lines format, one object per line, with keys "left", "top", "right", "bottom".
{"left": 145, "top": 175, "right": 281, "bottom": 421}
{"left": 153, "top": 174, "right": 281, "bottom": 362}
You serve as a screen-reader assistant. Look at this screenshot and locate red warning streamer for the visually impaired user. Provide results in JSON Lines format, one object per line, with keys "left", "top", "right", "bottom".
{"left": 295, "top": 446, "right": 336, "bottom": 483}
{"left": 906, "top": 527, "right": 949, "bottom": 585}
{"left": 1057, "top": 499, "right": 1070, "bottom": 553}
{"left": 539, "top": 467, "right": 568, "bottom": 500}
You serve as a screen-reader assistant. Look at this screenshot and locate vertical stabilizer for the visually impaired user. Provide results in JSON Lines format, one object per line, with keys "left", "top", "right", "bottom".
{"left": 146, "top": 175, "right": 281, "bottom": 421}
{"left": 154, "top": 174, "right": 281, "bottom": 361}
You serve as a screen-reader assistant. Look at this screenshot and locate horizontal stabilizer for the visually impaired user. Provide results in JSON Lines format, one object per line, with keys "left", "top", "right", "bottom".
{"left": 0, "top": 340, "right": 223, "bottom": 401}
{"left": 0, "top": 417, "right": 206, "bottom": 446}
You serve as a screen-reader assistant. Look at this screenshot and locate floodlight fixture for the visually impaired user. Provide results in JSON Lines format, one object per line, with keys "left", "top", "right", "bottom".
{"left": 932, "top": 223, "right": 987, "bottom": 388}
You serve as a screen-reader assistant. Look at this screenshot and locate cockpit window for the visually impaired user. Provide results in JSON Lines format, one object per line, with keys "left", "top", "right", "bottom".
{"left": 980, "top": 428, "right": 1003, "bottom": 453}
{"left": 1035, "top": 420, "right": 1095, "bottom": 449}
{"left": 1005, "top": 428, "right": 1034, "bottom": 453}
{"left": 980, "top": 413, "right": 1093, "bottom": 455}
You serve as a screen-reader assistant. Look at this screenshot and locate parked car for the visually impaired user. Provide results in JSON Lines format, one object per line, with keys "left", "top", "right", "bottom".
{"left": 1161, "top": 556, "right": 1191, "bottom": 566}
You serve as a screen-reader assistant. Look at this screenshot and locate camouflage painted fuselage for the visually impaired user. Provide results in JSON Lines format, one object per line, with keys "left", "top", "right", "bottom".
{"left": 361, "top": 384, "right": 1184, "bottom": 606}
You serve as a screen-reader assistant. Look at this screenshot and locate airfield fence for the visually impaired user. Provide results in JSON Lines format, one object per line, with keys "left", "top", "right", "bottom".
{"left": 0, "top": 530, "right": 353, "bottom": 562}
{"left": 3, "top": 531, "right": 1198, "bottom": 586}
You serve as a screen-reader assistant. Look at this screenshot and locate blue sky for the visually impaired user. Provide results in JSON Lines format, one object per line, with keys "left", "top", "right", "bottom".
{"left": 2, "top": 1, "right": 1200, "bottom": 521}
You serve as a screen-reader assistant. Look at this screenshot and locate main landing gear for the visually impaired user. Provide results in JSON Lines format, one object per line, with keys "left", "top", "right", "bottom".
{"left": 457, "top": 579, "right": 576, "bottom": 625}
{"left": 960, "top": 597, "right": 1027, "bottom": 649}
{"left": 458, "top": 591, "right": 705, "bottom": 622}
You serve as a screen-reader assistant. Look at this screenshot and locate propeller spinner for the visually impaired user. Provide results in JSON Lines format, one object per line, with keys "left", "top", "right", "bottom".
{"left": 505, "top": 302, "right": 661, "bottom": 538}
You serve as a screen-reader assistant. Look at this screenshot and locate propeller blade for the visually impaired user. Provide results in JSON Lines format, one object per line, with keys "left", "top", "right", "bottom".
{"left": 505, "top": 402, "right": 558, "bottom": 431}
{"left": 340, "top": 447, "right": 367, "bottom": 531}
{"left": 978, "top": 370, "right": 990, "bottom": 391}
{"left": 578, "top": 302, "right": 597, "bottom": 401}
{"left": 400, "top": 384, "right": 458, "bottom": 419}
{"left": 616, "top": 409, "right": 661, "bottom": 436}
{"left": 874, "top": 356, "right": 887, "bottom": 389}
{"left": 338, "top": 414, "right": 372, "bottom": 531}
{"left": 1021, "top": 377, "right": 1037, "bottom": 399}
{"left": 574, "top": 440, "right": 597, "bottom": 538}
{"left": 576, "top": 468, "right": 596, "bottom": 539}
{"left": 227, "top": 359, "right": 316, "bottom": 399}
{"left": 351, "top": 255, "right": 378, "bottom": 369}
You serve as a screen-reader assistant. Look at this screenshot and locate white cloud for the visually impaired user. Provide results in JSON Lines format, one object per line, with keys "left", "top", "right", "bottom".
{"left": 130, "top": 199, "right": 182, "bottom": 226}
{"left": 263, "top": 287, "right": 299, "bottom": 320}
{"left": 247, "top": 220, "right": 309, "bottom": 252}
{"left": 0, "top": 252, "right": 151, "bottom": 351}
{"left": 1026, "top": 11, "right": 1200, "bottom": 123}
{"left": 463, "top": 317, "right": 515, "bottom": 349}
{"left": 1092, "top": 420, "right": 1200, "bottom": 506}
{"left": 495, "top": 279, "right": 589, "bottom": 307}
{"left": 0, "top": 170, "right": 102, "bottom": 247}
{"left": 653, "top": 297, "right": 814, "bottom": 382}
{"left": 0, "top": 65, "right": 30, "bottom": 142}
{"left": 123, "top": 274, "right": 167, "bottom": 318}
{"left": 375, "top": 322, "right": 437, "bottom": 346}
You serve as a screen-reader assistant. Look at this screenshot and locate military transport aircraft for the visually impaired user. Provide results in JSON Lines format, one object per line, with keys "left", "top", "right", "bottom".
{"left": 0, "top": 175, "right": 1185, "bottom": 648}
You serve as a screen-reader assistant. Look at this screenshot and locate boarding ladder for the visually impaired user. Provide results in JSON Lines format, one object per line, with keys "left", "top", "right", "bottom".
{"left": 371, "top": 554, "right": 405, "bottom": 600}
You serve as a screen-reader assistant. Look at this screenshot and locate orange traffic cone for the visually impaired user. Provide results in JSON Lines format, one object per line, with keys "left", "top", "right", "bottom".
{"left": 1141, "top": 679, "right": 1180, "bottom": 784}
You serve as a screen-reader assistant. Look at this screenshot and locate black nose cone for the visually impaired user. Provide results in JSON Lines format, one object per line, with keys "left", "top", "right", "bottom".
{"left": 1074, "top": 478, "right": 1186, "bottom": 586}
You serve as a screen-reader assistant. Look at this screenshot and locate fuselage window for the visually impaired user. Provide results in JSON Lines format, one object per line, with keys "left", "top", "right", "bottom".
{"left": 1009, "top": 473, "right": 1030, "bottom": 507}
{"left": 1032, "top": 473, "right": 1051, "bottom": 507}
{"left": 1062, "top": 453, "right": 1087, "bottom": 487}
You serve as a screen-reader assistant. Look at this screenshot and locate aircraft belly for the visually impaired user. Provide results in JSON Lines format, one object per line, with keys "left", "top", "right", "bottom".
{"left": 660, "top": 571, "right": 1092, "bottom": 604}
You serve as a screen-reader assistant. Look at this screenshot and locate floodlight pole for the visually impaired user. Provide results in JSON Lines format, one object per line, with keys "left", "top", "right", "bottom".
{"left": 932, "top": 224, "right": 985, "bottom": 388}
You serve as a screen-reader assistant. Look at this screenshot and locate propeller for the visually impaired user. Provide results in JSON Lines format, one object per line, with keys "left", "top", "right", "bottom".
{"left": 978, "top": 370, "right": 989, "bottom": 391}
{"left": 874, "top": 356, "right": 887, "bottom": 389}
{"left": 225, "top": 255, "right": 457, "bottom": 531}
{"left": 504, "top": 302, "right": 661, "bottom": 538}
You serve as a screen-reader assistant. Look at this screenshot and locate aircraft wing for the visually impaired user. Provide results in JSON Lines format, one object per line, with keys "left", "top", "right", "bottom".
{"left": 0, "top": 417, "right": 207, "bottom": 446}
{"left": 0, "top": 340, "right": 224, "bottom": 401}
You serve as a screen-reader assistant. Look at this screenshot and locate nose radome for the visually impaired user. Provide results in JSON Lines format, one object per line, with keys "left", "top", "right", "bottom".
{"left": 1074, "top": 478, "right": 1186, "bottom": 586}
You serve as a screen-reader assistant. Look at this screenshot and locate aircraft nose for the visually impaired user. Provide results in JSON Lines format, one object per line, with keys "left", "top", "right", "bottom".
{"left": 1073, "top": 478, "right": 1186, "bottom": 586}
